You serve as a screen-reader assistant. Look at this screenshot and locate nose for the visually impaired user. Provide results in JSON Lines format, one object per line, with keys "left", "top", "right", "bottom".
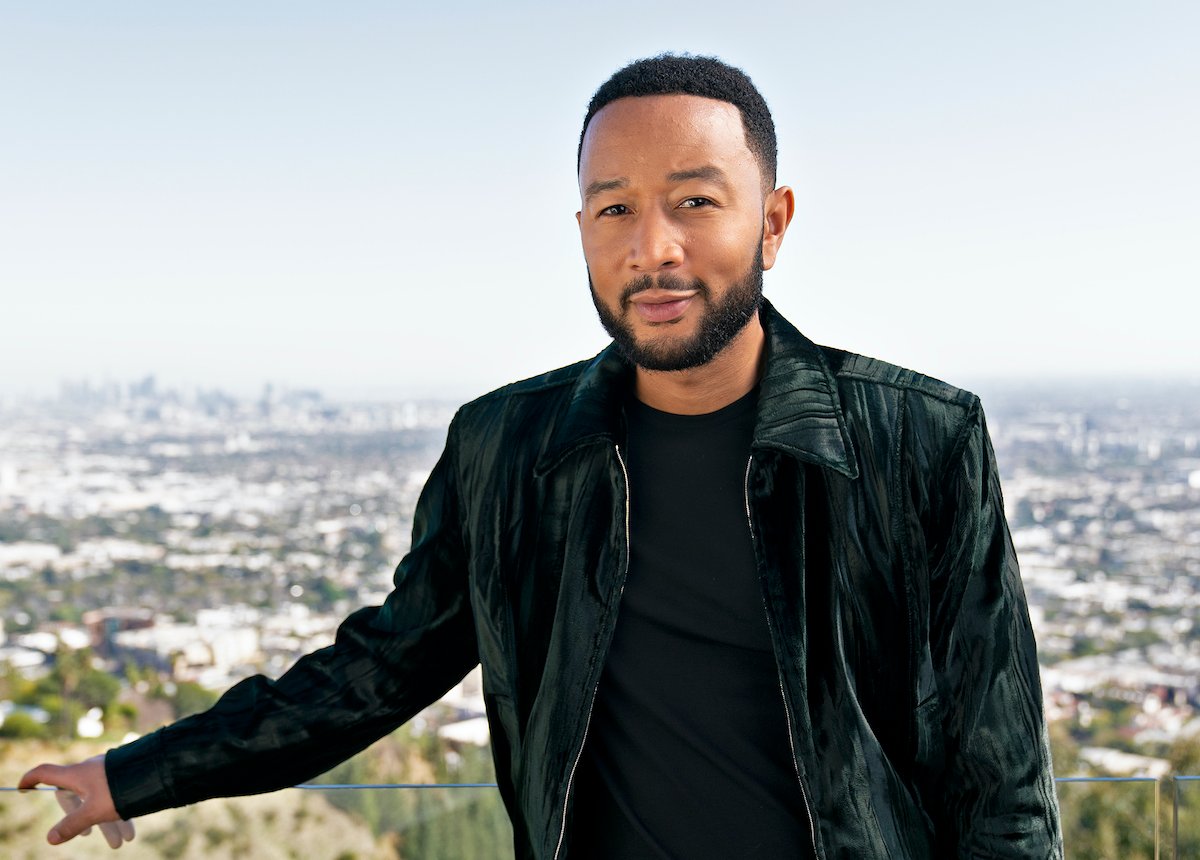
{"left": 628, "top": 207, "right": 683, "bottom": 272}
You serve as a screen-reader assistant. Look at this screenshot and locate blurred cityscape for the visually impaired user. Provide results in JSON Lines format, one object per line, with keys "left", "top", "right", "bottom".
{"left": 1, "top": 374, "right": 1199, "bottom": 780}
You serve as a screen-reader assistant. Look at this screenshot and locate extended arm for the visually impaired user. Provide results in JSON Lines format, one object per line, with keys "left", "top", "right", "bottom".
{"left": 22, "top": 415, "right": 478, "bottom": 843}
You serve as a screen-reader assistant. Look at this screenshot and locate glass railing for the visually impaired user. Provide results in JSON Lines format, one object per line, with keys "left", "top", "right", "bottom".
{"left": 1174, "top": 776, "right": 1200, "bottom": 860}
{"left": 293, "top": 781, "right": 515, "bottom": 860}
{"left": 1055, "top": 776, "right": 1159, "bottom": 859}
{"left": 3, "top": 777, "right": 1197, "bottom": 858}
{"left": 2, "top": 782, "right": 513, "bottom": 860}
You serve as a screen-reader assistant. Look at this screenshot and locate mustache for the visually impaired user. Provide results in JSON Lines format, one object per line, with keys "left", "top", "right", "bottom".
{"left": 620, "top": 273, "right": 709, "bottom": 306}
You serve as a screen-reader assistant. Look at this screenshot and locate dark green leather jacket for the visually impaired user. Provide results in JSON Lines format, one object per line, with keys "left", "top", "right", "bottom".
{"left": 107, "top": 300, "right": 1062, "bottom": 858}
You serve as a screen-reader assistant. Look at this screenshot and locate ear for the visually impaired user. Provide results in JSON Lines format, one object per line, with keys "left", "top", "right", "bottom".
{"left": 760, "top": 186, "right": 795, "bottom": 271}
{"left": 575, "top": 210, "right": 582, "bottom": 229}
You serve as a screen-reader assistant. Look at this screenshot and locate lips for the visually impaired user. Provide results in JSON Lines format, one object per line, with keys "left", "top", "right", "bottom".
{"left": 629, "top": 292, "right": 696, "bottom": 323}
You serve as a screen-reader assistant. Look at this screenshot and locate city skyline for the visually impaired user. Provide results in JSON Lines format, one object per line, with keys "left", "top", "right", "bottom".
{"left": 3, "top": 1, "right": 1198, "bottom": 400}
{"left": 12, "top": 369, "right": 1199, "bottom": 411}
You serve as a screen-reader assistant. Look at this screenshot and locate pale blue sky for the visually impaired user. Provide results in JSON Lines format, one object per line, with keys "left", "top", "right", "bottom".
{"left": 2, "top": 1, "right": 1197, "bottom": 401}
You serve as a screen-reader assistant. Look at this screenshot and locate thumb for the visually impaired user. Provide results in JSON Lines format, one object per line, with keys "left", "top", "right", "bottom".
{"left": 49, "top": 800, "right": 101, "bottom": 846}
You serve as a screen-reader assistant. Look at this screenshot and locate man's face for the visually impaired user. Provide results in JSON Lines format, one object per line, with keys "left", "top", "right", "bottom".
{"left": 576, "top": 94, "right": 776, "bottom": 372}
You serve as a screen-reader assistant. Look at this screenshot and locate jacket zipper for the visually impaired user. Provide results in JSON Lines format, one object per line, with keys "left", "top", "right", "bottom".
{"left": 552, "top": 442, "right": 632, "bottom": 860}
{"left": 744, "top": 455, "right": 820, "bottom": 858}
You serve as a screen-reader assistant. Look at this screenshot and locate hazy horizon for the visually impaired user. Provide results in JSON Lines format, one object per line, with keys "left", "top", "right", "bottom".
{"left": 7, "top": 364, "right": 1199, "bottom": 408}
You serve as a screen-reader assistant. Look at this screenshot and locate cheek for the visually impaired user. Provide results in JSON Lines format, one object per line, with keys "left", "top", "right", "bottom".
{"left": 581, "top": 242, "right": 621, "bottom": 297}
{"left": 693, "top": 226, "right": 756, "bottom": 277}
{"left": 581, "top": 230, "right": 623, "bottom": 273}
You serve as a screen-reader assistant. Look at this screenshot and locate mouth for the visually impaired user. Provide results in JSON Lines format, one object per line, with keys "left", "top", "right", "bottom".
{"left": 627, "top": 290, "right": 698, "bottom": 324}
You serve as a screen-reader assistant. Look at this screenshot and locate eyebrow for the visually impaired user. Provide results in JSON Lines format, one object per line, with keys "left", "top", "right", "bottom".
{"left": 583, "top": 177, "right": 628, "bottom": 203}
{"left": 665, "top": 165, "right": 731, "bottom": 188}
{"left": 582, "top": 165, "right": 733, "bottom": 205}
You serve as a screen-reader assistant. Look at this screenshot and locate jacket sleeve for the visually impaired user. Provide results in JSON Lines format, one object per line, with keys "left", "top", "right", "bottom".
{"left": 927, "top": 400, "right": 1062, "bottom": 858}
{"left": 105, "top": 414, "right": 479, "bottom": 819}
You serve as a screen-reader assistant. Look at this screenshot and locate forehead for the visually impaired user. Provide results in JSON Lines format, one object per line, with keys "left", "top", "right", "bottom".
{"left": 578, "top": 94, "right": 756, "bottom": 185}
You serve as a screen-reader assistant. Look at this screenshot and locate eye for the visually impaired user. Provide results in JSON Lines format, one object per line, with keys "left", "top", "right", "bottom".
{"left": 598, "top": 204, "right": 628, "bottom": 217}
{"left": 678, "top": 197, "right": 714, "bottom": 209}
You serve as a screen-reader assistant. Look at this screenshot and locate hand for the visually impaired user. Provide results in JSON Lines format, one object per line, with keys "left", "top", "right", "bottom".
{"left": 18, "top": 755, "right": 136, "bottom": 848}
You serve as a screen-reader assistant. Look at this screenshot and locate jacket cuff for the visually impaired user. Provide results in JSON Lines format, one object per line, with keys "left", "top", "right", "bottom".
{"left": 105, "top": 730, "right": 176, "bottom": 819}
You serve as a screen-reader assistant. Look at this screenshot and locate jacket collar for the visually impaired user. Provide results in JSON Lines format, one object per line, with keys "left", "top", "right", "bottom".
{"left": 534, "top": 299, "right": 859, "bottom": 479}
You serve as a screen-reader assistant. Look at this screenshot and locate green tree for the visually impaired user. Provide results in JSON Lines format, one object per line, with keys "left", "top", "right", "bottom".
{"left": 0, "top": 711, "right": 49, "bottom": 739}
{"left": 21, "top": 646, "right": 121, "bottom": 738}
{"left": 172, "top": 681, "right": 219, "bottom": 719}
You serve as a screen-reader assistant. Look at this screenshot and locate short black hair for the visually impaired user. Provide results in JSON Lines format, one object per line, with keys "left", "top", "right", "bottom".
{"left": 577, "top": 53, "right": 777, "bottom": 190}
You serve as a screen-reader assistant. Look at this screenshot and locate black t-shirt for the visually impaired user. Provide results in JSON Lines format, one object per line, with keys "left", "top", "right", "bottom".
{"left": 569, "top": 388, "right": 811, "bottom": 859}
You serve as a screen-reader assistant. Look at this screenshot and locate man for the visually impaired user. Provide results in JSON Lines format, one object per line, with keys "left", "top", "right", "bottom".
{"left": 21, "top": 54, "right": 1062, "bottom": 858}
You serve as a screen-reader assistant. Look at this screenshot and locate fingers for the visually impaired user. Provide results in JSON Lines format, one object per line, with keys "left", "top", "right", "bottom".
{"left": 53, "top": 788, "right": 80, "bottom": 815}
{"left": 54, "top": 790, "right": 93, "bottom": 836}
{"left": 118, "top": 818, "right": 137, "bottom": 843}
{"left": 99, "top": 820, "right": 129, "bottom": 850}
{"left": 20, "top": 756, "right": 131, "bottom": 847}
{"left": 100, "top": 823, "right": 121, "bottom": 850}
{"left": 98, "top": 819, "right": 136, "bottom": 849}
{"left": 49, "top": 789, "right": 135, "bottom": 848}
{"left": 19, "top": 763, "right": 78, "bottom": 793}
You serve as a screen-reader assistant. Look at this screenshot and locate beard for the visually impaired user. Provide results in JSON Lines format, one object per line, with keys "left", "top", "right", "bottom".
{"left": 589, "top": 245, "right": 764, "bottom": 372}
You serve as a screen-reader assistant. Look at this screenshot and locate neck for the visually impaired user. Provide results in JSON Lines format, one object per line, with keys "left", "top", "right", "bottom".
{"left": 634, "top": 313, "right": 765, "bottom": 415}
